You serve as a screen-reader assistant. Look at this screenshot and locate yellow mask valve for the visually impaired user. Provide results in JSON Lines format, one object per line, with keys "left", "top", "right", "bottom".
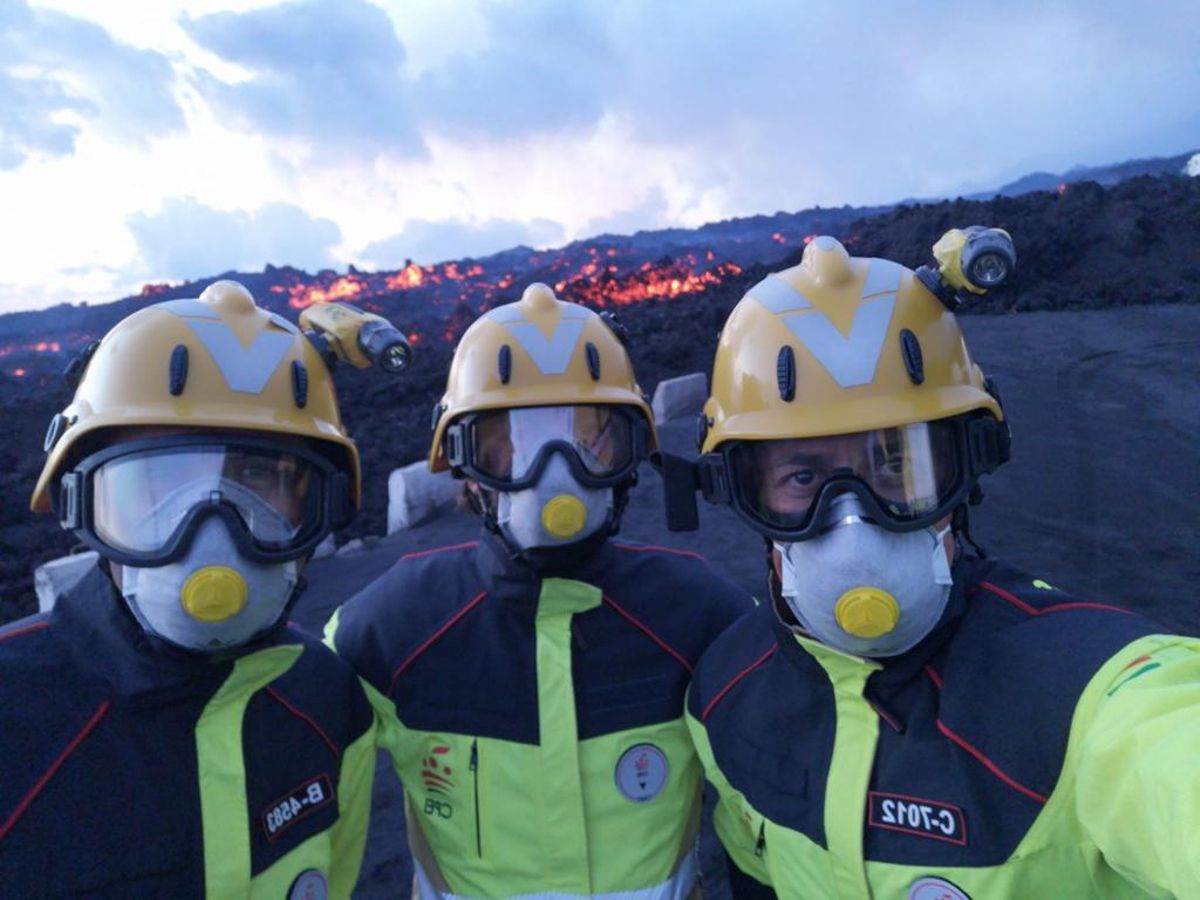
{"left": 541, "top": 494, "right": 588, "bottom": 539}
{"left": 180, "top": 566, "right": 248, "bottom": 622}
{"left": 834, "top": 586, "right": 900, "bottom": 638}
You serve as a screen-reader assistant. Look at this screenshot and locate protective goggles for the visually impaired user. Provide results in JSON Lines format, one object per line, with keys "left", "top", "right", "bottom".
{"left": 698, "top": 414, "right": 1009, "bottom": 540}
{"left": 444, "top": 404, "right": 650, "bottom": 490}
{"left": 58, "top": 433, "right": 352, "bottom": 566}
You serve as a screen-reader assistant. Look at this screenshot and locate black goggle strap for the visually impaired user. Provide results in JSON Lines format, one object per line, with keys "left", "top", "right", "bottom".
{"left": 697, "top": 452, "right": 733, "bottom": 505}
{"left": 328, "top": 470, "right": 353, "bottom": 528}
{"left": 59, "top": 470, "right": 84, "bottom": 531}
{"left": 444, "top": 420, "right": 471, "bottom": 469}
{"left": 965, "top": 415, "right": 1010, "bottom": 475}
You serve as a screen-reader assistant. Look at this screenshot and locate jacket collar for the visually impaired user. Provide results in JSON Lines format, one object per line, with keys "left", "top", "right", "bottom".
{"left": 51, "top": 561, "right": 300, "bottom": 698}
{"left": 473, "top": 526, "right": 616, "bottom": 606}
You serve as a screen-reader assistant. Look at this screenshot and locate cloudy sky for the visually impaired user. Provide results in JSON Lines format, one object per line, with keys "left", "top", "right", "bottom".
{"left": 1, "top": 0, "right": 1197, "bottom": 312}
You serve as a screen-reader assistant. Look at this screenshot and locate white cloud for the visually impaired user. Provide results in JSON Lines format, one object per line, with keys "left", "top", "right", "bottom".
{"left": 1, "top": 0, "right": 1197, "bottom": 312}
{"left": 180, "top": 0, "right": 425, "bottom": 161}
{"left": 126, "top": 197, "right": 341, "bottom": 280}
{"left": 0, "top": 0, "right": 184, "bottom": 168}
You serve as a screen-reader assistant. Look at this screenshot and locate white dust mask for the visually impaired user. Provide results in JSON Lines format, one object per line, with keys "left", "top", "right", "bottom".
{"left": 120, "top": 516, "right": 299, "bottom": 653}
{"left": 776, "top": 494, "right": 953, "bottom": 658}
{"left": 497, "top": 453, "right": 612, "bottom": 552}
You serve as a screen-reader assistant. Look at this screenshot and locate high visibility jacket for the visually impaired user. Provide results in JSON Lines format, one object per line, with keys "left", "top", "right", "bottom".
{"left": 0, "top": 564, "right": 375, "bottom": 899}
{"left": 325, "top": 533, "right": 750, "bottom": 899}
{"left": 687, "top": 556, "right": 1200, "bottom": 899}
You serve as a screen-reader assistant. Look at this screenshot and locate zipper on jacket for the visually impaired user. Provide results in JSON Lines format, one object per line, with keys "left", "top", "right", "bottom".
{"left": 754, "top": 820, "right": 766, "bottom": 858}
{"left": 469, "top": 739, "right": 482, "bottom": 857}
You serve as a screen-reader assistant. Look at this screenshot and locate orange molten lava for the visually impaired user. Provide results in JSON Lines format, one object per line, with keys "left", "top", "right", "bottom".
{"left": 287, "top": 273, "right": 369, "bottom": 309}
{"left": 0, "top": 339, "right": 64, "bottom": 358}
{"left": 386, "top": 263, "right": 426, "bottom": 290}
{"left": 555, "top": 259, "right": 744, "bottom": 308}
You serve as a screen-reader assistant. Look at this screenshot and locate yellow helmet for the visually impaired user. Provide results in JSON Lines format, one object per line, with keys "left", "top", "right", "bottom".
{"left": 429, "top": 282, "right": 656, "bottom": 474}
{"left": 697, "top": 235, "right": 1010, "bottom": 540}
{"left": 31, "top": 280, "right": 360, "bottom": 516}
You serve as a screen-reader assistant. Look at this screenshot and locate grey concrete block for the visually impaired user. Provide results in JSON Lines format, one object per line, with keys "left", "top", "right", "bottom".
{"left": 34, "top": 551, "right": 100, "bottom": 613}
{"left": 311, "top": 533, "right": 337, "bottom": 560}
{"left": 388, "top": 462, "right": 460, "bottom": 534}
{"left": 335, "top": 538, "right": 364, "bottom": 558}
{"left": 651, "top": 372, "right": 708, "bottom": 424}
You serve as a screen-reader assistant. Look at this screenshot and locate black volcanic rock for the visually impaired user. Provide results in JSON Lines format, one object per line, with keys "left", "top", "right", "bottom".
{"left": 2, "top": 170, "right": 1199, "bottom": 621}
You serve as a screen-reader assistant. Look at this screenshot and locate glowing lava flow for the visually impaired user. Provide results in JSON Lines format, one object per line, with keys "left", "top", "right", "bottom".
{"left": 0, "top": 339, "right": 63, "bottom": 358}
{"left": 555, "top": 258, "right": 744, "bottom": 307}
{"left": 3, "top": 241, "right": 754, "bottom": 381}
{"left": 270, "top": 244, "right": 748, "bottom": 325}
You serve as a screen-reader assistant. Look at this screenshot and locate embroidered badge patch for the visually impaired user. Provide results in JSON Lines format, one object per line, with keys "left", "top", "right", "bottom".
{"left": 614, "top": 744, "right": 668, "bottom": 803}
{"left": 262, "top": 774, "right": 335, "bottom": 842}
{"left": 868, "top": 791, "right": 966, "bottom": 845}
{"left": 420, "top": 740, "right": 459, "bottom": 821}
{"left": 288, "top": 868, "right": 328, "bottom": 900}
{"left": 908, "top": 875, "right": 971, "bottom": 899}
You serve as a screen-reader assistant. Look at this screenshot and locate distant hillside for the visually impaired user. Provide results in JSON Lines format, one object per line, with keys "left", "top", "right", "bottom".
{"left": 977, "top": 149, "right": 1199, "bottom": 198}
{"left": 1, "top": 168, "right": 1198, "bottom": 622}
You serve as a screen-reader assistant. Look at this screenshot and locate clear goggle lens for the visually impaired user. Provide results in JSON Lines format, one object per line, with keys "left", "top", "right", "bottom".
{"left": 90, "top": 445, "right": 322, "bottom": 556}
{"left": 727, "top": 420, "right": 962, "bottom": 533}
{"left": 469, "top": 405, "right": 638, "bottom": 485}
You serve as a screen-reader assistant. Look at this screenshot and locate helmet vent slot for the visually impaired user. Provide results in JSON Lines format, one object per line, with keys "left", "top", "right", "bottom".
{"left": 291, "top": 360, "right": 309, "bottom": 408}
{"left": 43, "top": 413, "right": 68, "bottom": 453}
{"left": 776, "top": 345, "right": 796, "bottom": 401}
{"left": 585, "top": 342, "right": 601, "bottom": 380}
{"left": 900, "top": 329, "right": 924, "bottom": 385}
{"left": 63, "top": 339, "right": 100, "bottom": 387}
{"left": 498, "top": 344, "right": 512, "bottom": 384}
{"left": 599, "top": 310, "right": 630, "bottom": 346}
{"left": 168, "top": 344, "right": 189, "bottom": 396}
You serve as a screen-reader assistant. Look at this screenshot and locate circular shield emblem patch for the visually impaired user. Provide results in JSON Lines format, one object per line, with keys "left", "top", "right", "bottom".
{"left": 615, "top": 743, "right": 668, "bottom": 803}
{"left": 289, "top": 869, "right": 328, "bottom": 900}
{"left": 908, "top": 876, "right": 970, "bottom": 900}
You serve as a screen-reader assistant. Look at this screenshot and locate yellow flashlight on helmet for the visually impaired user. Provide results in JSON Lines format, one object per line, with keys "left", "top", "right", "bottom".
{"left": 300, "top": 303, "right": 412, "bottom": 374}
{"left": 916, "top": 226, "right": 1016, "bottom": 310}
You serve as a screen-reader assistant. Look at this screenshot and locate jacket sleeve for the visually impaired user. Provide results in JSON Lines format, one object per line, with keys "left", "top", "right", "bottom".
{"left": 323, "top": 607, "right": 409, "bottom": 759}
{"left": 1073, "top": 634, "right": 1200, "bottom": 898}
{"left": 684, "top": 690, "right": 773, "bottom": 891}
{"left": 327, "top": 719, "right": 376, "bottom": 899}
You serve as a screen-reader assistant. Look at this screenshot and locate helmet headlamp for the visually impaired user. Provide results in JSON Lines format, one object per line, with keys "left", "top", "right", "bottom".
{"left": 918, "top": 226, "right": 1016, "bottom": 308}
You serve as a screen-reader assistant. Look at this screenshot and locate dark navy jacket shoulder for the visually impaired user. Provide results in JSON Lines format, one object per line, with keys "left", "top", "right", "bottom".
{"left": 332, "top": 534, "right": 752, "bottom": 745}
{"left": 689, "top": 556, "right": 1162, "bottom": 865}
{"left": 0, "top": 565, "right": 373, "bottom": 897}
